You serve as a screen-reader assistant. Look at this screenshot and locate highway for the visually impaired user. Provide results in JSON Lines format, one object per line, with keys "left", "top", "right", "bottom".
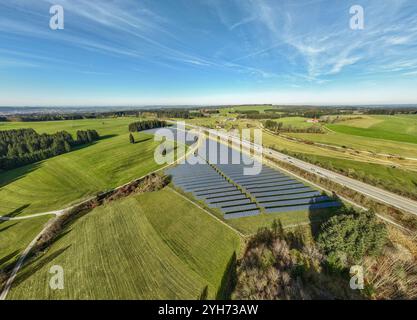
{"left": 179, "top": 122, "right": 417, "bottom": 216}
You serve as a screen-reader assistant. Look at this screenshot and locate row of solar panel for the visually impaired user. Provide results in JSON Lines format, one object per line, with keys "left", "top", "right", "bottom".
{"left": 216, "top": 164, "right": 340, "bottom": 213}
{"left": 167, "top": 162, "right": 261, "bottom": 219}
{"left": 166, "top": 136, "right": 340, "bottom": 218}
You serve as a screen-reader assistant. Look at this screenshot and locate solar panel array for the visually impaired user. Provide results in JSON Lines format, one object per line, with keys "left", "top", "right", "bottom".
{"left": 167, "top": 162, "right": 261, "bottom": 219}
{"left": 166, "top": 136, "right": 340, "bottom": 219}
{"left": 216, "top": 164, "right": 340, "bottom": 214}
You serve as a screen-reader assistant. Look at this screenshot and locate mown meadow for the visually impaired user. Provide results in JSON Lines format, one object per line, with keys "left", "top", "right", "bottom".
{"left": 7, "top": 188, "right": 242, "bottom": 299}
{"left": 0, "top": 118, "right": 168, "bottom": 217}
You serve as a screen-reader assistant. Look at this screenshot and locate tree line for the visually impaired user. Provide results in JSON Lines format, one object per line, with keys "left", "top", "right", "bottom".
{"left": 264, "top": 120, "right": 324, "bottom": 133}
{"left": 238, "top": 113, "right": 281, "bottom": 120}
{"left": 155, "top": 110, "right": 190, "bottom": 119}
{"left": 1, "top": 114, "right": 101, "bottom": 122}
{"left": 364, "top": 107, "right": 417, "bottom": 115}
{"left": 128, "top": 120, "right": 167, "bottom": 132}
{"left": 0, "top": 128, "right": 100, "bottom": 170}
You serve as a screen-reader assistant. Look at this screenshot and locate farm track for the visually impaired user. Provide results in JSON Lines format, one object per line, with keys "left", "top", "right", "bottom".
{"left": 0, "top": 210, "right": 62, "bottom": 221}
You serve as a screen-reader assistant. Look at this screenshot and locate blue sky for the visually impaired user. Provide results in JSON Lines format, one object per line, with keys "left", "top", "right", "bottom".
{"left": 1, "top": 0, "right": 417, "bottom": 106}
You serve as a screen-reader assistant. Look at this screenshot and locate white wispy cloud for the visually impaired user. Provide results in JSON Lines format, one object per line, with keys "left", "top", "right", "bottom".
{"left": 218, "top": 0, "right": 417, "bottom": 83}
{"left": 1, "top": 0, "right": 417, "bottom": 106}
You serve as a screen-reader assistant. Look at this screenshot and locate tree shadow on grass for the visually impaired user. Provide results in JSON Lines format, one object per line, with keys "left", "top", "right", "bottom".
{"left": 12, "top": 245, "right": 72, "bottom": 287}
{"left": 216, "top": 251, "right": 237, "bottom": 300}
{"left": 2, "top": 225, "right": 73, "bottom": 282}
{"left": 99, "top": 134, "right": 118, "bottom": 140}
{"left": 0, "top": 205, "right": 30, "bottom": 226}
{"left": 49, "top": 229, "right": 73, "bottom": 245}
{"left": 0, "top": 250, "right": 21, "bottom": 271}
{"left": 307, "top": 193, "right": 343, "bottom": 239}
{"left": 0, "top": 163, "right": 41, "bottom": 188}
{"left": 135, "top": 136, "right": 152, "bottom": 144}
{"left": 0, "top": 222, "right": 19, "bottom": 233}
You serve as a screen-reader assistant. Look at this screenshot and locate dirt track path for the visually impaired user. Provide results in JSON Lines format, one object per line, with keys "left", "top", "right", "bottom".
{"left": 0, "top": 210, "right": 63, "bottom": 221}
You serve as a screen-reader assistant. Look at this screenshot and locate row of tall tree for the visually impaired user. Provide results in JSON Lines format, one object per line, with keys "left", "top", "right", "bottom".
{"left": 0, "top": 128, "right": 100, "bottom": 170}
{"left": 1, "top": 114, "right": 100, "bottom": 122}
{"left": 155, "top": 110, "right": 190, "bottom": 119}
{"left": 128, "top": 120, "right": 167, "bottom": 132}
{"left": 238, "top": 113, "right": 281, "bottom": 120}
{"left": 264, "top": 120, "right": 324, "bottom": 133}
{"left": 364, "top": 108, "right": 417, "bottom": 115}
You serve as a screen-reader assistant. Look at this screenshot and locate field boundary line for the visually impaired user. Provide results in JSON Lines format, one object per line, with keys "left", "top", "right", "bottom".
{"left": 168, "top": 187, "right": 246, "bottom": 239}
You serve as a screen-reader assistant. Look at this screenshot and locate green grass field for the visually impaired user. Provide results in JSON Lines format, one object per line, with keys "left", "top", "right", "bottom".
{"left": 0, "top": 118, "right": 171, "bottom": 217}
{"left": 272, "top": 116, "right": 320, "bottom": 129}
{"left": 0, "top": 215, "right": 51, "bottom": 272}
{"left": 327, "top": 115, "right": 417, "bottom": 145}
{"left": 219, "top": 105, "right": 279, "bottom": 114}
{"left": 7, "top": 188, "right": 242, "bottom": 300}
{"left": 226, "top": 207, "right": 338, "bottom": 235}
{"left": 287, "top": 131, "right": 417, "bottom": 159}
{"left": 0, "top": 117, "right": 136, "bottom": 136}
{"left": 261, "top": 130, "right": 417, "bottom": 199}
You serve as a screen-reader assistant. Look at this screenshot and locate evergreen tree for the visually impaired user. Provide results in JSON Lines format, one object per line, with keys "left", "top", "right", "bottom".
{"left": 128, "top": 120, "right": 167, "bottom": 132}
{"left": 129, "top": 133, "right": 135, "bottom": 144}
{"left": 0, "top": 128, "right": 99, "bottom": 171}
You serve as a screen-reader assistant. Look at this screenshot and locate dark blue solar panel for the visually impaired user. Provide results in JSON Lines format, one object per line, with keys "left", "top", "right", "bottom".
{"left": 206, "top": 194, "right": 249, "bottom": 203}
{"left": 182, "top": 183, "right": 231, "bottom": 192}
{"left": 265, "top": 201, "right": 341, "bottom": 214}
{"left": 204, "top": 190, "right": 243, "bottom": 199}
{"left": 176, "top": 179, "right": 225, "bottom": 187}
{"left": 209, "top": 199, "right": 252, "bottom": 208}
{"left": 224, "top": 209, "right": 261, "bottom": 219}
{"left": 262, "top": 196, "right": 331, "bottom": 208}
{"left": 250, "top": 183, "right": 305, "bottom": 194}
{"left": 231, "top": 172, "right": 285, "bottom": 181}
{"left": 179, "top": 179, "right": 227, "bottom": 189}
{"left": 194, "top": 186, "right": 238, "bottom": 196}
{"left": 192, "top": 184, "right": 237, "bottom": 192}
{"left": 238, "top": 177, "right": 294, "bottom": 186}
{"left": 256, "top": 191, "right": 322, "bottom": 203}
{"left": 252, "top": 187, "right": 313, "bottom": 197}
{"left": 245, "top": 180, "right": 298, "bottom": 191}
{"left": 222, "top": 203, "right": 259, "bottom": 213}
